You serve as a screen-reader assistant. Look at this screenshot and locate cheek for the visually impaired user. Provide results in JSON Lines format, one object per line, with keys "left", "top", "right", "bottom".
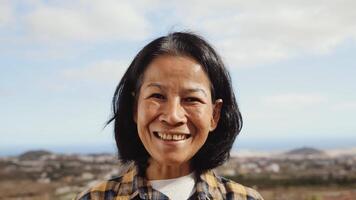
{"left": 187, "top": 106, "right": 213, "bottom": 130}
{"left": 137, "top": 101, "right": 160, "bottom": 125}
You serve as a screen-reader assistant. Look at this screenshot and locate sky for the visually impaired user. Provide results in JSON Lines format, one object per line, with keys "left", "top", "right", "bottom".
{"left": 1, "top": 0, "right": 356, "bottom": 155}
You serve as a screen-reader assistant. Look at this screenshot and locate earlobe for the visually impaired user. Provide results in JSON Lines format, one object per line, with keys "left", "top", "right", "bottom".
{"left": 210, "top": 99, "right": 223, "bottom": 131}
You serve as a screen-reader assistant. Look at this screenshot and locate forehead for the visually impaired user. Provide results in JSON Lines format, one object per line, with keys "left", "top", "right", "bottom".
{"left": 141, "top": 55, "right": 211, "bottom": 90}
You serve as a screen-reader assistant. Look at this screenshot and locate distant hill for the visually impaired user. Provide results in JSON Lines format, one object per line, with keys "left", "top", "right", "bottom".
{"left": 285, "top": 147, "right": 325, "bottom": 156}
{"left": 19, "top": 150, "right": 53, "bottom": 160}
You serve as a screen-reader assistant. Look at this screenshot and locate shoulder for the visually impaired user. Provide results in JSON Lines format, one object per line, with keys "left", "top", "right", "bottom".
{"left": 74, "top": 178, "right": 124, "bottom": 200}
{"left": 216, "top": 176, "right": 264, "bottom": 200}
{"left": 199, "top": 170, "right": 264, "bottom": 200}
{"left": 74, "top": 163, "right": 136, "bottom": 200}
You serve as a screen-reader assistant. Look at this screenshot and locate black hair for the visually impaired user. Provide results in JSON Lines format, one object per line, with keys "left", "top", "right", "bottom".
{"left": 108, "top": 32, "right": 242, "bottom": 172}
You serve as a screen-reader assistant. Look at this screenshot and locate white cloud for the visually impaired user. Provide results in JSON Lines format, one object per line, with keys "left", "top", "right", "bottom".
{"left": 62, "top": 59, "right": 129, "bottom": 83}
{"left": 170, "top": 0, "right": 356, "bottom": 66}
{"left": 262, "top": 93, "right": 327, "bottom": 108}
{"left": 24, "top": 0, "right": 151, "bottom": 42}
{"left": 240, "top": 92, "right": 329, "bottom": 127}
{"left": 332, "top": 101, "right": 356, "bottom": 111}
{"left": 0, "top": 0, "right": 13, "bottom": 27}
{"left": 0, "top": 88, "right": 13, "bottom": 97}
{"left": 4, "top": 0, "right": 356, "bottom": 66}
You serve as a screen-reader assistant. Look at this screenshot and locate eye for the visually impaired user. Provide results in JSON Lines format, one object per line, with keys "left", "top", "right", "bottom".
{"left": 183, "top": 97, "right": 201, "bottom": 103}
{"left": 149, "top": 93, "right": 165, "bottom": 99}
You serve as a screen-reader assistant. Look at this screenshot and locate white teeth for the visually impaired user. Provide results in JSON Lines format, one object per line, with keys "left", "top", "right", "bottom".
{"left": 156, "top": 132, "right": 188, "bottom": 141}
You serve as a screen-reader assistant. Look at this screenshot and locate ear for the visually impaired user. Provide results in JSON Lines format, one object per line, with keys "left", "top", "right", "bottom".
{"left": 210, "top": 99, "right": 223, "bottom": 131}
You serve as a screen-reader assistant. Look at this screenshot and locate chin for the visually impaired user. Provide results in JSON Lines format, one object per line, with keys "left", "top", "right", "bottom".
{"left": 151, "top": 156, "right": 191, "bottom": 167}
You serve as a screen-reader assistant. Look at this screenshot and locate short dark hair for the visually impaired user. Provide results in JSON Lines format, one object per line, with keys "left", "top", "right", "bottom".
{"left": 108, "top": 32, "right": 242, "bottom": 172}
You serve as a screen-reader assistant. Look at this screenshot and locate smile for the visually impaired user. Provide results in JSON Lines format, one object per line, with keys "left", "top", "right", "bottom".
{"left": 153, "top": 131, "right": 191, "bottom": 141}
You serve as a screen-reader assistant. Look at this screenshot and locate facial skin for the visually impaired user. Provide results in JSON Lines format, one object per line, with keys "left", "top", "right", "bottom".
{"left": 134, "top": 55, "right": 223, "bottom": 180}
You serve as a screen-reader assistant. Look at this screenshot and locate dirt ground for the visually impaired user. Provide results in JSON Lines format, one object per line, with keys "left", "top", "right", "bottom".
{"left": 259, "top": 186, "right": 356, "bottom": 200}
{"left": 1, "top": 180, "right": 356, "bottom": 200}
{"left": 0, "top": 180, "right": 60, "bottom": 200}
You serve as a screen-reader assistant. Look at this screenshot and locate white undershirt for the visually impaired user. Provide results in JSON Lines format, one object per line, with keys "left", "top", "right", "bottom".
{"left": 150, "top": 172, "right": 196, "bottom": 200}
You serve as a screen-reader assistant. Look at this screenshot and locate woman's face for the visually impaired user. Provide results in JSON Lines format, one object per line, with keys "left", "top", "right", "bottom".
{"left": 134, "top": 55, "right": 222, "bottom": 169}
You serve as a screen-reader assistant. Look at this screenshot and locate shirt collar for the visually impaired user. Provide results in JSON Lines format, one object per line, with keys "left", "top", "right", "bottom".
{"left": 119, "top": 164, "right": 223, "bottom": 200}
{"left": 195, "top": 170, "right": 224, "bottom": 200}
{"left": 124, "top": 164, "right": 155, "bottom": 199}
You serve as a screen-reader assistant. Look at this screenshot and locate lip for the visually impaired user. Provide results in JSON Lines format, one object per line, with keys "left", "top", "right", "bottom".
{"left": 152, "top": 131, "right": 191, "bottom": 144}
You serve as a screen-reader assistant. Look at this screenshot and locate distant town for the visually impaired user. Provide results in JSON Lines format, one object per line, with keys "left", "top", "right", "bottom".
{"left": 0, "top": 147, "right": 355, "bottom": 200}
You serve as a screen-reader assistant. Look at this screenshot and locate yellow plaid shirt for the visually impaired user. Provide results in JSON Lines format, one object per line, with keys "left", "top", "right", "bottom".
{"left": 75, "top": 164, "right": 263, "bottom": 200}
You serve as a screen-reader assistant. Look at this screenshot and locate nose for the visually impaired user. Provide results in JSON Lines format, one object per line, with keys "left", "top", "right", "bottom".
{"left": 159, "top": 98, "right": 187, "bottom": 126}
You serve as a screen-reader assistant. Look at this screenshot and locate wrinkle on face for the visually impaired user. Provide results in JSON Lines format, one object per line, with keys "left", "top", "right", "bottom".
{"left": 135, "top": 55, "right": 222, "bottom": 179}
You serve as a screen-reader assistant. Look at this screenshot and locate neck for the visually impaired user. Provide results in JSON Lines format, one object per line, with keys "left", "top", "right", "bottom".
{"left": 146, "top": 159, "right": 192, "bottom": 180}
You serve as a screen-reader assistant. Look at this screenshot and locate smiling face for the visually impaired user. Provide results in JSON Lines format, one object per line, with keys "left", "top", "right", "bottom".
{"left": 134, "top": 55, "right": 222, "bottom": 171}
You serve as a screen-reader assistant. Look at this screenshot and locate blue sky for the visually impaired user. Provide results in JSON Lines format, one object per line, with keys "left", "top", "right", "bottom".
{"left": 1, "top": 0, "right": 356, "bottom": 155}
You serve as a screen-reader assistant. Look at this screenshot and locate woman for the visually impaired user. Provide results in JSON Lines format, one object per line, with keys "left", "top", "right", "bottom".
{"left": 76, "top": 32, "right": 263, "bottom": 200}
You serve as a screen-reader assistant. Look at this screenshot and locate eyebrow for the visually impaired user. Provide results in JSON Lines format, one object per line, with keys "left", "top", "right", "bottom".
{"left": 146, "top": 83, "right": 163, "bottom": 90}
{"left": 185, "top": 88, "right": 208, "bottom": 97}
{"left": 145, "top": 83, "right": 208, "bottom": 97}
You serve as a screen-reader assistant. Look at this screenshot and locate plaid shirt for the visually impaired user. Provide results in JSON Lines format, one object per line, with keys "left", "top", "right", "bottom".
{"left": 75, "top": 163, "right": 263, "bottom": 200}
